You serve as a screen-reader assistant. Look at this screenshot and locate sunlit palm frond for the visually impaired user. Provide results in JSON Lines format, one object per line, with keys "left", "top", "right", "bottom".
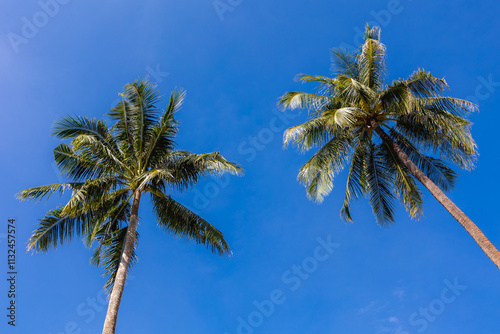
{"left": 17, "top": 183, "right": 81, "bottom": 202}
{"left": 295, "top": 74, "right": 338, "bottom": 96}
{"left": 335, "top": 75, "right": 376, "bottom": 108}
{"left": 414, "top": 96, "right": 478, "bottom": 117}
{"left": 283, "top": 116, "right": 336, "bottom": 151}
{"left": 357, "top": 25, "right": 386, "bottom": 90}
{"left": 378, "top": 81, "right": 413, "bottom": 114}
{"left": 279, "top": 91, "right": 330, "bottom": 111}
{"left": 405, "top": 69, "right": 448, "bottom": 98}
{"left": 298, "top": 129, "right": 354, "bottom": 202}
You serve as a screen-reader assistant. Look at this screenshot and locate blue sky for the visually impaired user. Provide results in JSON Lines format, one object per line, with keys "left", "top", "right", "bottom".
{"left": 1, "top": 0, "right": 500, "bottom": 333}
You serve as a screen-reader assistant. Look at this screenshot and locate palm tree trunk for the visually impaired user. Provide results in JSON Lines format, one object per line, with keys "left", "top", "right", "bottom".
{"left": 102, "top": 189, "right": 142, "bottom": 334}
{"left": 371, "top": 120, "right": 500, "bottom": 269}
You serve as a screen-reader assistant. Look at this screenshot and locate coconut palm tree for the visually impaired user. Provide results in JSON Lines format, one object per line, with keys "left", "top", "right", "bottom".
{"left": 18, "top": 79, "right": 242, "bottom": 334}
{"left": 279, "top": 25, "right": 500, "bottom": 269}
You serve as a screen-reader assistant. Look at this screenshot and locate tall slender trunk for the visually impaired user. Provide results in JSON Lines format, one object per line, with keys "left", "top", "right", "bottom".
{"left": 102, "top": 189, "right": 142, "bottom": 334}
{"left": 371, "top": 120, "right": 500, "bottom": 269}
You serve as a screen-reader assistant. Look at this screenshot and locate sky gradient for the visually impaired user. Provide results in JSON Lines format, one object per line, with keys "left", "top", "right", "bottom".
{"left": 1, "top": 0, "right": 499, "bottom": 333}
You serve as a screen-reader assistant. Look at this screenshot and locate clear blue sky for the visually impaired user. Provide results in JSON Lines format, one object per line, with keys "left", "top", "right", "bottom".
{"left": 1, "top": 0, "right": 499, "bottom": 333}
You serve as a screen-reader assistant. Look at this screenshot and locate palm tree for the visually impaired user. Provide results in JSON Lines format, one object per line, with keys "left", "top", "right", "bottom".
{"left": 279, "top": 25, "right": 500, "bottom": 269}
{"left": 18, "top": 79, "right": 242, "bottom": 334}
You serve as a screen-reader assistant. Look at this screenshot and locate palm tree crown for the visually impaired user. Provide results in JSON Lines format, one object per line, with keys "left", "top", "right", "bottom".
{"left": 280, "top": 25, "right": 476, "bottom": 225}
{"left": 19, "top": 78, "right": 242, "bottom": 291}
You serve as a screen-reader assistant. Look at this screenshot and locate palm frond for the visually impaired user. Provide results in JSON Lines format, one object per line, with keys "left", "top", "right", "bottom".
{"left": 357, "top": 25, "right": 386, "bottom": 90}
{"left": 52, "top": 115, "right": 120, "bottom": 156}
{"left": 298, "top": 129, "right": 354, "bottom": 202}
{"left": 405, "top": 69, "right": 448, "bottom": 98}
{"left": 394, "top": 113, "right": 477, "bottom": 170}
{"left": 278, "top": 91, "right": 330, "bottom": 111}
{"left": 61, "top": 176, "right": 123, "bottom": 215}
{"left": 366, "top": 143, "right": 396, "bottom": 225}
{"left": 96, "top": 227, "right": 139, "bottom": 293}
{"left": 414, "top": 96, "right": 478, "bottom": 117}
{"left": 340, "top": 132, "right": 370, "bottom": 221}
{"left": 295, "top": 74, "right": 338, "bottom": 96}
{"left": 379, "top": 81, "right": 413, "bottom": 114}
{"left": 151, "top": 192, "right": 231, "bottom": 255}
{"left": 84, "top": 191, "right": 132, "bottom": 249}
{"left": 335, "top": 75, "right": 376, "bottom": 108}
{"left": 107, "top": 94, "right": 138, "bottom": 160}
{"left": 70, "top": 135, "right": 132, "bottom": 176}
{"left": 53, "top": 143, "right": 107, "bottom": 180}
{"left": 142, "top": 89, "right": 184, "bottom": 168}
{"left": 295, "top": 74, "right": 337, "bottom": 86}
{"left": 331, "top": 107, "right": 367, "bottom": 127}
{"left": 126, "top": 80, "right": 162, "bottom": 166}
{"left": 388, "top": 129, "right": 459, "bottom": 191}
{"left": 283, "top": 116, "right": 336, "bottom": 151}
{"left": 378, "top": 142, "right": 423, "bottom": 218}
{"left": 27, "top": 207, "right": 94, "bottom": 252}
{"left": 330, "top": 48, "right": 359, "bottom": 78}
{"left": 153, "top": 152, "right": 242, "bottom": 191}
{"left": 17, "top": 183, "right": 81, "bottom": 202}
{"left": 106, "top": 79, "right": 163, "bottom": 170}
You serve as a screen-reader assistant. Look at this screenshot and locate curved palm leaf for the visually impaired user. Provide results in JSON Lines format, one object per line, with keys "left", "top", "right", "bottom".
{"left": 298, "top": 128, "right": 354, "bottom": 202}
{"left": 150, "top": 191, "right": 231, "bottom": 255}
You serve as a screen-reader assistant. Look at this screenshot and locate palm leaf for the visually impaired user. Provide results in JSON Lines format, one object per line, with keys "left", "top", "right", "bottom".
{"left": 357, "top": 25, "right": 386, "bottom": 90}
{"left": 340, "top": 132, "right": 370, "bottom": 221}
{"left": 151, "top": 192, "right": 231, "bottom": 255}
{"left": 279, "top": 91, "right": 330, "bottom": 111}
{"left": 142, "top": 89, "right": 184, "bottom": 168}
{"left": 17, "top": 183, "right": 81, "bottom": 202}
{"left": 283, "top": 116, "right": 335, "bottom": 151}
{"left": 298, "top": 129, "right": 354, "bottom": 202}
{"left": 27, "top": 207, "right": 94, "bottom": 252}
{"left": 366, "top": 143, "right": 396, "bottom": 225}
{"left": 98, "top": 227, "right": 139, "bottom": 293}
